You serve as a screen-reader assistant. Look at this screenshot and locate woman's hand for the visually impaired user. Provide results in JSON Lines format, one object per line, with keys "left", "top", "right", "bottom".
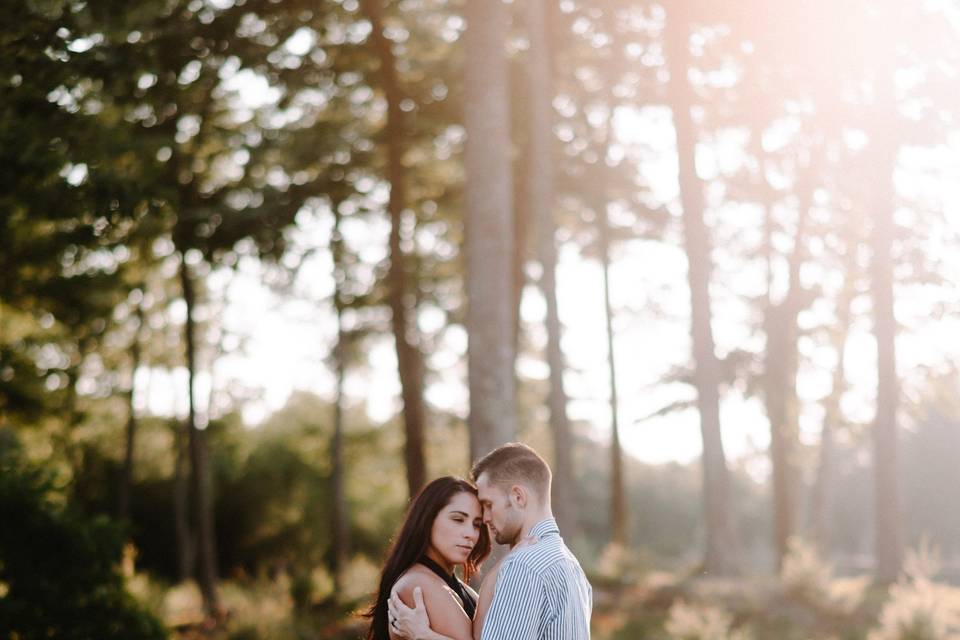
{"left": 389, "top": 586, "right": 444, "bottom": 640}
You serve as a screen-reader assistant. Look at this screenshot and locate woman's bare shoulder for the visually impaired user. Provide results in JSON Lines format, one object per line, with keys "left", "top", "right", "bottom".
{"left": 393, "top": 565, "right": 446, "bottom": 603}
{"left": 394, "top": 565, "right": 472, "bottom": 639}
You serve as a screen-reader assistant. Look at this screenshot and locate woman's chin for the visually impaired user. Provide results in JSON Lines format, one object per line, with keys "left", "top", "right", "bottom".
{"left": 449, "top": 548, "right": 472, "bottom": 563}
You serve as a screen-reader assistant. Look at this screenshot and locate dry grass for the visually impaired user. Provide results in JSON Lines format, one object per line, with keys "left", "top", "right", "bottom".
{"left": 119, "top": 544, "right": 960, "bottom": 640}
{"left": 869, "top": 544, "right": 960, "bottom": 640}
{"left": 664, "top": 599, "right": 753, "bottom": 640}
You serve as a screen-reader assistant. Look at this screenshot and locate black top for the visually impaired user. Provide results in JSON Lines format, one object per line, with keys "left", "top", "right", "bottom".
{"left": 418, "top": 555, "right": 477, "bottom": 619}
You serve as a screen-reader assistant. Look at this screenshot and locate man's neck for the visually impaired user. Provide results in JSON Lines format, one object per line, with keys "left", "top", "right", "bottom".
{"left": 516, "top": 508, "right": 554, "bottom": 545}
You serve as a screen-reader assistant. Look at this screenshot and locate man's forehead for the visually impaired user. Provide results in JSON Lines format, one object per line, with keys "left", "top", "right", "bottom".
{"left": 475, "top": 472, "right": 494, "bottom": 493}
{"left": 475, "top": 472, "right": 504, "bottom": 497}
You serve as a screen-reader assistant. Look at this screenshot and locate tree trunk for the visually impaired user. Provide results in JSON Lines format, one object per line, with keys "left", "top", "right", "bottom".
{"left": 330, "top": 208, "right": 351, "bottom": 594}
{"left": 810, "top": 257, "right": 855, "bottom": 552}
{"left": 870, "top": 94, "right": 903, "bottom": 583}
{"left": 511, "top": 176, "right": 530, "bottom": 365}
{"left": 665, "top": 11, "right": 739, "bottom": 576}
{"left": 511, "top": 98, "right": 531, "bottom": 365}
{"left": 68, "top": 336, "right": 118, "bottom": 513}
{"left": 599, "top": 207, "right": 627, "bottom": 546}
{"left": 180, "top": 257, "right": 221, "bottom": 617}
{"left": 465, "top": 0, "right": 517, "bottom": 462}
{"left": 62, "top": 336, "right": 96, "bottom": 506}
{"left": 63, "top": 363, "right": 84, "bottom": 502}
{"left": 173, "top": 417, "right": 195, "bottom": 583}
{"left": 524, "top": 0, "right": 578, "bottom": 539}
{"left": 764, "top": 175, "right": 812, "bottom": 571}
{"left": 361, "top": 0, "right": 427, "bottom": 498}
{"left": 118, "top": 301, "right": 145, "bottom": 522}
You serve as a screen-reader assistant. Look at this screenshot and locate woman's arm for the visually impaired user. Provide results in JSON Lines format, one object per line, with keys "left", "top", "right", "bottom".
{"left": 389, "top": 587, "right": 449, "bottom": 640}
{"left": 390, "top": 578, "right": 472, "bottom": 640}
{"left": 472, "top": 559, "right": 502, "bottom": 640}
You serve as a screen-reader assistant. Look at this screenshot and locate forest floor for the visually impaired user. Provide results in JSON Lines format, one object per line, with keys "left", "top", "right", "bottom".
{"left": 144, "top": 563, "right": 960, "bottom": 639}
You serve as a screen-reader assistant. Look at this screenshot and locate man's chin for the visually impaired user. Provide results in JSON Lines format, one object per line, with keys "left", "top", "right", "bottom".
{"left": 494, "top": 532, "right": 516, "bottom": 546}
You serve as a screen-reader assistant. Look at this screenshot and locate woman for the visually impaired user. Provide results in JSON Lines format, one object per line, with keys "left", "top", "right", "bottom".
{"left": 366, "top": 476, "right": 491, "bottom": 640}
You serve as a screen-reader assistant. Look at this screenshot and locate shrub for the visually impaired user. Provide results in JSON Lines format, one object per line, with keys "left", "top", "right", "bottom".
{"left": 781, "top": 538, "right": 833, "bottom": 602}
{"left": 868, "top": 543, "right": 960, "bottom": 640}
{"left": 0, "top": 448, "right": 166, "bottom": 639}
{"left": 780, "top": 536, "right": 866, "bottom": 616}
{"left": 664, "top": 599, "right": 752, "bottom": 640}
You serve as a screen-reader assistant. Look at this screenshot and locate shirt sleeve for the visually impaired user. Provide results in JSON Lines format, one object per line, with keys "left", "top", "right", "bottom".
{"left": 480, "top": 560, "right": 546, "bottom": 640}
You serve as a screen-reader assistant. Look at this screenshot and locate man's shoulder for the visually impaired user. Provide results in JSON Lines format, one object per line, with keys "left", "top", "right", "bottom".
{"left": 503, "top": 535, "right": 580, "bottom": 576}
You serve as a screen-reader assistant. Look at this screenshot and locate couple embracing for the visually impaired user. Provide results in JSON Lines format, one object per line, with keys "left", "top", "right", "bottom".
{"left": 365, "top": 442, "right": 593, "bottom": 640}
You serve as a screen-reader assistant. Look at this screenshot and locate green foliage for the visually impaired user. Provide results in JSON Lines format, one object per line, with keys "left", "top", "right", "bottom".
{"left": 0, "top": 443, "right": 166, "bottom": 640}
{"left": 57, "top": 394, "right": 407, "bottom": 587}
{"left": 0, "top": 0, "right": 167, "bottom": 436}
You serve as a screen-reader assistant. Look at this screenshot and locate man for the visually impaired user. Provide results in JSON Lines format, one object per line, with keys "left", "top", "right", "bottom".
{"left": 388, "top": 442, "right": 592, "bottom": 639}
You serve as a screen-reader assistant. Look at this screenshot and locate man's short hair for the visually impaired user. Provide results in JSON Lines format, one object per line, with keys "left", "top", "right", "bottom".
{"left": 471, "top": 442, "right": 552, "bottom": 499}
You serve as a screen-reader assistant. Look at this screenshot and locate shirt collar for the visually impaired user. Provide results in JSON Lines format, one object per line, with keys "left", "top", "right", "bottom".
{"left": 529, "top": 517, "right": 560, "bottom": 539}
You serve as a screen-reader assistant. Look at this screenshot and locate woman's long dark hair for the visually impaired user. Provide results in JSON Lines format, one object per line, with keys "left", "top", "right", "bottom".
{"left": 365, "top": 476, "right": 491, "bottom": 640}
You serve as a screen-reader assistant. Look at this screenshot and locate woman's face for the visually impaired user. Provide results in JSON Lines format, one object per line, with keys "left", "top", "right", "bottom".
{"left": 428, "top": 491, "right": 483, "bottom": 568}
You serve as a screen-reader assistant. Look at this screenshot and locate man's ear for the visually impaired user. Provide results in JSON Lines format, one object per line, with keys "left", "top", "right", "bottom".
{"left": 510, "top": 484, "right": 528, "bottom": 508}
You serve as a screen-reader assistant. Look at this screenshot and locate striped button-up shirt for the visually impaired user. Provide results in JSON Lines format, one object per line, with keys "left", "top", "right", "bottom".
{"left": 481, "top": 518, "right": 592, "bottom": 640}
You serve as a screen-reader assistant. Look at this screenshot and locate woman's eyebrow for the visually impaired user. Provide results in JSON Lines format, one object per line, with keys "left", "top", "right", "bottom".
{"left": 449, "top": 510, "right": 471, "bottom": 517}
